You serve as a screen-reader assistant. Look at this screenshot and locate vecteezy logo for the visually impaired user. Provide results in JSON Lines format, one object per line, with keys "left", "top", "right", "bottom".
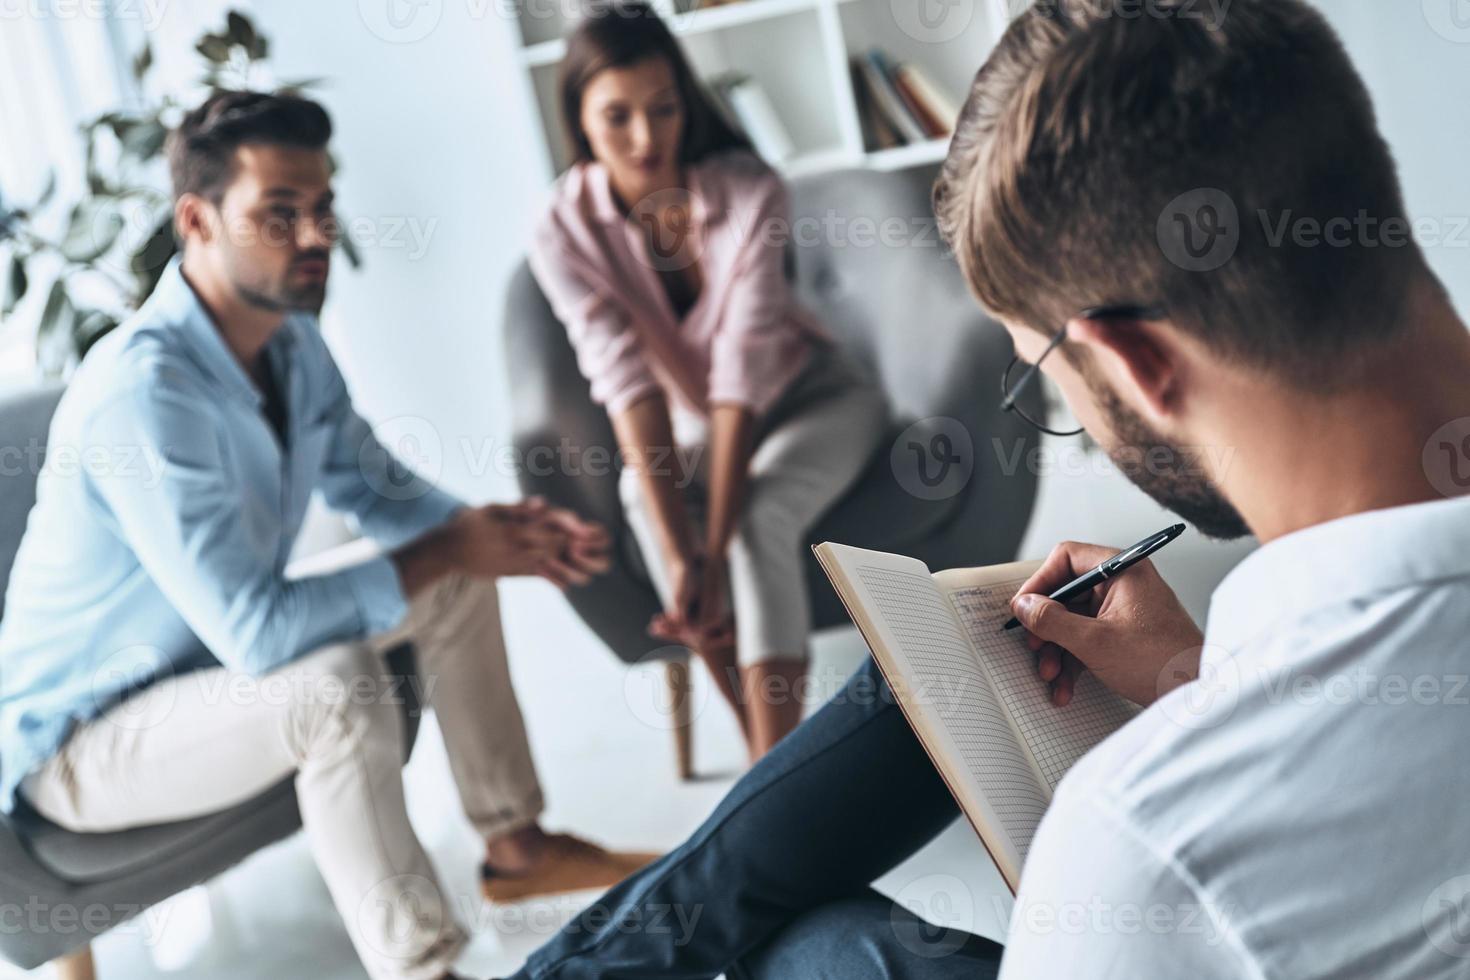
{"left": 911, "top": 433, "right": 961, "bottom": 487}
{"left": 358, "top": 0, "right": 443, "bottom": 44}
{"left": 891, "top": 875, "right": 977, "bottom": 959}
{"left": 1155, "top": 646, "right": 1239, "bottom": 731}
{"left": 1423, "top": 0, "right": 1470, "bottom": 43}
{"left": 1157, "top": 188, "right": 1240, "bottom": 272}
{"left": 630, "top": 187, "right": 706, "bottom": 273}
{"left": 92, "top": 645, "right": 176, "bottom": 732}
{"left": 1423, "top": 875, "right": 1470, "bottom": 959}
{"left": 1422, "top": 417, "right": 1470, "bottom": 497}
{"left": 357, "top": 874, "right": 448, "bottom": 960}
{"left": 361, "top": 416, "right": 443, "bottom": 501}
{"left": 891, "top": 417, "right": 974, "bottom": 501}
{"left": 623, "top": 648, "right": 711, "bottom": 731}
{"left": 891, "top": 0, "right": 974, "bottom": 44}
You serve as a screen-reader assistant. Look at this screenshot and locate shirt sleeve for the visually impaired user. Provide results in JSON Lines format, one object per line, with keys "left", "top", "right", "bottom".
{"left": 707, "top": 171, "right": 808, "bottom": 413}
{"left": 529, "top": 229, "right": 662, "bottom": 415}
{"left": 309, "top": 337, "right": 465, "bottom": 550}
{"left": 85, "top": 360, "right": 410, "bottom": 676}
{"left": 998, "top": 787, "right": 1256, "bottom": 979}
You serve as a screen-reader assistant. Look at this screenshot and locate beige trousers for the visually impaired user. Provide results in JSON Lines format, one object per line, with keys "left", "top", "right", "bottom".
{"left": 21, "top": 543, "right": 543, "bottom": 980}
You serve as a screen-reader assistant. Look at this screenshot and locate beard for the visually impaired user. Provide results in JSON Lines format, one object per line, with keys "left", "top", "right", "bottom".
{"left": 227, "top": 252, "right": 329, "bottom": 314}
{"left": 1091, "top": 380, "right": 1252, "bottom": 541}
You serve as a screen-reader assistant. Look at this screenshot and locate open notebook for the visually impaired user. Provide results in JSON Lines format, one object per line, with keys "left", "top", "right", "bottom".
{"left": 814, "top": 542, "right": 1139, "bottom": 893}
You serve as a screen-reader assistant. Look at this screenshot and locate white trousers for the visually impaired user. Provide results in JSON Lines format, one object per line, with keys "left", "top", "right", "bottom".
{"left": 21, "top": 546, "right": 543, "bottom": 980}
{"left": 621, "top": 349, "right": 888, "bottom": 666}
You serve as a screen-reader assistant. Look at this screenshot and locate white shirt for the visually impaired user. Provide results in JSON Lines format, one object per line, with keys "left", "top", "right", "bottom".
{"left": 1001, "top": 495, "right": 1470, "bottom": 979}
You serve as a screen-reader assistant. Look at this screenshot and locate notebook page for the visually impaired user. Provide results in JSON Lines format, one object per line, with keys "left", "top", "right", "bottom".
{"left": 827, "top": 547, "right": 1049, "bottom": 882}
{"left": 943, "top": 580, "right": 1139, "bottom": 792}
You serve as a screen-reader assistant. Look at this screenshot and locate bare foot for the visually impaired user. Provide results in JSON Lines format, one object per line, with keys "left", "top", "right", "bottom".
{"left": 741, "top": 658, "right": 807, "bottom": 760}
{"left": 694, "top": 638, "right": 750, "bottom": 742}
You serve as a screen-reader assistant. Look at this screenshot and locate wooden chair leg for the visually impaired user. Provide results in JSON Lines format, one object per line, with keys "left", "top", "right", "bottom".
{"left": 666, "top": 659, "right": 694, "bottom": 781}
{"left": 53, "top": 944, "right": 96, "bottom": 980}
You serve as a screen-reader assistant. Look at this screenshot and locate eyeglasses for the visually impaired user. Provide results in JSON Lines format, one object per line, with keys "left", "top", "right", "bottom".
{"left": 999, "top": 305, "right": 1166, "bottom": 438}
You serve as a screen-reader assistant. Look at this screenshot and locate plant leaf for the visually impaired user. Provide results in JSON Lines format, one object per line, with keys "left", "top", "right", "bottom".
{"left": 133, "top": 43, "right": 153, "bottom": 81}
{"left": 226, "top": 11, "right": 258, "bottom": 51}
{"left": 36, "top": 278, "right": 75, "bottom": 355}
{"left": 2, "top": 253, "right": 27, "bottom": 316}
{"left": 196, "top": 33, "right": 232, "bottom": 63}
{"left": 35, "top": 170, "right": 57, "bottom": 209}
{"left": 75, "top": 309, "right": 120, "bottom": 358}
{"left": 60, "top": 199, "right": 125, "bottom": 263}
{"left": 120, "top": 120, "right": 168, "bottom": 161}
{"left": 131, "top": 215, "right": 178, "bottom": 302}
{"left": 278, "top": 77, "right": 326, "bottom": 93}
{"left": 336, "top": 226, "right": 361, "bottom": 269}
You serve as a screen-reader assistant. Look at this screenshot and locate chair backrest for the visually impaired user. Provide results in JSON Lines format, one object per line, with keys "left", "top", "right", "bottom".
{"left": 0, "top": 385, "right": 64, "bottom": 622}
{"left": 782, "top": 165, "right": 1014, "bottom": 424}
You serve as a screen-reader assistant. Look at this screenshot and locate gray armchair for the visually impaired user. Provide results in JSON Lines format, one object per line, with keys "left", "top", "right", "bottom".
{"left": 504, "top": 165, "right": 1043, "bottom": 774}
{"left": 0, "top": 385, "right": 425, "bottom": 977}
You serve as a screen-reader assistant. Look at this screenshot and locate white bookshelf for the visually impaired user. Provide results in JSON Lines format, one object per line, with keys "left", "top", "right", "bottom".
{"left": 510, "top": 0, "right": 1016, "bottom": 179}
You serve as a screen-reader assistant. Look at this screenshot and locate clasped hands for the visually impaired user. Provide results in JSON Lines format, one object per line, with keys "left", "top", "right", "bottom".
{"left": 647, "top": 549, "right": 735, "bottom": 650}
{"left": 447, "top": 496, "right": 611, "bottom": 588}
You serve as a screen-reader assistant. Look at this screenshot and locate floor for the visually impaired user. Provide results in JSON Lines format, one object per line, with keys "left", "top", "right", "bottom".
{"left": 9, "top": 442, "right": 1255, "bottom": 979}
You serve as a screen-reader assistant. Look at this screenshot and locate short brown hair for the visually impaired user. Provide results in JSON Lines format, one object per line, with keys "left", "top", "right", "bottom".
{"left": 934, "top": 0, "right": 1428, "bottom": 386}
{"left": 167, "top": 90, "right": 332, "bottom": 203}
{"left": 558, "top": 1, "right": 751, "bottom": 167}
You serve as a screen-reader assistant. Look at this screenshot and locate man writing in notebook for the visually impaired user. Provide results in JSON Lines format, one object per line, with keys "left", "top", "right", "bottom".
{"left": 503, "top": 0, "right": 1470, "bottom": 977}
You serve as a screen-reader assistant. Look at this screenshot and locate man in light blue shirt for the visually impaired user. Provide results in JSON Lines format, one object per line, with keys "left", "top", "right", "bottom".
{"left": 0, "top": 90, "right": 651, "bottom": 980}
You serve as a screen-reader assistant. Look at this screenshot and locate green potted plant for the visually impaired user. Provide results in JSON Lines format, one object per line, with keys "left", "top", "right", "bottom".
{"left": 0, "top": 10, "right": 356, "bottom": 380}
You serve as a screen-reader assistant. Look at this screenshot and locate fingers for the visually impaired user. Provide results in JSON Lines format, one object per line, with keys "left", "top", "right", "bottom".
{"left": 1037, "top": 642, "right": 1063, "bottom": 681}
{"left": 1010, "top": 595, "right": 1100, "bottom": 657}
{"left": 537, "top": 554, "right": 592, "bottom": 590}
{"left": 1051, "top": 654, "right": 1084, "bottom": 707}
{"left": 543, "top": 505, "right": 611, "bottom": 542}
{"left": 568, "top": 542, "right": 612, "bottom": 576}
{"left": 648, "top": 613, "right": 684, "bottom": 643}
{"left": 1013, "top": 540, "right": 1120, "bottom": 602}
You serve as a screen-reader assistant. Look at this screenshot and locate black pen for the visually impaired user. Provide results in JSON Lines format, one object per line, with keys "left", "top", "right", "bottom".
{"left": 1002, "top": 523, "right": 1187, "bottom": 631}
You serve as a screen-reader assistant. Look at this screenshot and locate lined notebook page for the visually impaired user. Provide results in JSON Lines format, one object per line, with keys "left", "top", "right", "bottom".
{"left": 947, "top": 583, "right": 1139, "bottom": 791}
{"left": 847, "top": 560, "right": 1049, "bottom": 866}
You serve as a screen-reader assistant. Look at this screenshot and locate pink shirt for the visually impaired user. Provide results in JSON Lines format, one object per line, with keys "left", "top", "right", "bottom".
{"left": 529, "top": 151, "right": 831, "bottom": 417}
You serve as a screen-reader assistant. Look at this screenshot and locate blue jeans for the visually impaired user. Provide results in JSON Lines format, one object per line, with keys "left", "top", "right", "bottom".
{"left": 510, "top": 658, "right": 1003, "bottom": 979}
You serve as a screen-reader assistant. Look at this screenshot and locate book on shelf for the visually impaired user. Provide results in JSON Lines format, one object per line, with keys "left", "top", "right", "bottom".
{"left": 850, "top": 62, "right": 904, "bottom": 151}
{"left": 851, "top": 48, "right": 962, "bottom": 150}
{"left": 814, "top": 542, "right": 1139, "bottom": 892}
{"left": 895, "top": 64, "right": 960, "bottom": 138}
{"left": 708, "top": 73, "right": 796, "bottom": 164}
{"left": 855, "top": 49, "right": 928, "bottom": 145}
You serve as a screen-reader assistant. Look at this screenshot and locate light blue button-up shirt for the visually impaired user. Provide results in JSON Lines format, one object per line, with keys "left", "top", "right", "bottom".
{"left": 0, "top": 259, "right": 464, "bottom": 812}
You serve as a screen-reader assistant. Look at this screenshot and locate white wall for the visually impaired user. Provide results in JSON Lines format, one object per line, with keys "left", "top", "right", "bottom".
{"left": 1312, "top": 0, "right": 1470, "bottom": 315}
{"left": 239, "top": 1, "right": 554, "bottom": 501}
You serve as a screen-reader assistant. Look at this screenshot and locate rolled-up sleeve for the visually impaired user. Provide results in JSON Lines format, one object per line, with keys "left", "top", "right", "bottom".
{"left": 85, "top": 361, "right": 409, "bottom": 675}
{"left": 530, "top": 229, "right": 661, "bottom": 415}
{"left": 707, "top": 173, "right": 811, "bottom": 414}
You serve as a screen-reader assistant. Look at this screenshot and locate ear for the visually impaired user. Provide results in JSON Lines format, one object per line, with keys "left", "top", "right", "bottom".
{"left": 173, "top": 193, "right": 214, "bottom": 248}
{"left": 1065, "top": 314, "right": 1185, "bottom": 424}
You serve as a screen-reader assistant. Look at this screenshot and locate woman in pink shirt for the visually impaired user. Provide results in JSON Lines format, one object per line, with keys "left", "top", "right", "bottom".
{"left": 530, "top": 2, "right": 887, "bottom": 761}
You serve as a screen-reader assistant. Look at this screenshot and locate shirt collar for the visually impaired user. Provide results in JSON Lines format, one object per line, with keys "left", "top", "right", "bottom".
{"left": 151, "top": 256, "right": 300, "bottom": 409}
{"left": 1204, "top": 494, "right": 1470, "bottom": 657}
